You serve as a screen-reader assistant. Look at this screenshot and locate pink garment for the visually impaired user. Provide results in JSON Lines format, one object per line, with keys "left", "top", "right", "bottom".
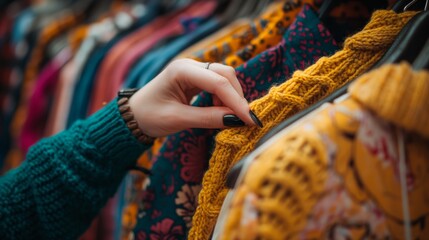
{"left": 88, "top": 1, "right": 217, "bottom": 115}
{"left": 47, "top": 56, "right": 76, "bottom": 136}
{"left": 19, "top": 48, "right": 71, "bottom": 153}
{"left": 47, "top": 8, "right": 140, "bottom": 137}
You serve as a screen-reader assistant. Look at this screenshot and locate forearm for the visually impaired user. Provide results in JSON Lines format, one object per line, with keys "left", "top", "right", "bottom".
{"left": 0, "top": 100, "right": 150, "bottom": 240}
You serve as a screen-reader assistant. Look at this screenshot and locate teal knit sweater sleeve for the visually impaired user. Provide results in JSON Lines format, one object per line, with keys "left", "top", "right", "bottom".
{"left": 0, "top": 100, "right": 150, "bottom": 240}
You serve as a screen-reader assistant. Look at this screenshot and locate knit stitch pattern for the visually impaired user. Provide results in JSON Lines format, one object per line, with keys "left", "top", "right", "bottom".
{"left": 189, "top": 10, "right": 416, "bottom": 240}
{"left": 0, "top": 101, "right": 149, "bottom": 240}
{"left": 223, "top": 130, "right": 329, "bottom": 239}
{"left": 221, "top": 63, "right": 429, "bottom": 239}
{"left": 349, "top": 62, "right": 429, "bottom": 139}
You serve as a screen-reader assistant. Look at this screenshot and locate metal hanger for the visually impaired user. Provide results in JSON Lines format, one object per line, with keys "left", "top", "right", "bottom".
{"left": 404, "top": 0, "right": 429, "bottom": 11}
{"left": 392, "top": 0, "right": 427, "bottom": 12}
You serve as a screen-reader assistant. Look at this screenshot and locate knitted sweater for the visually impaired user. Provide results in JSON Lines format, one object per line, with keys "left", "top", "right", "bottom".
{"left": 132, "top": 5, "right": 339, "bottom": 239}
{"left": 222, "top": 63, "right": 429, "bottom": 239}
{"left": 0, "top": 101, "right": 149, "bottom": 240}
{"left": 189, "top": 10, "right": 417, "bottom": 240}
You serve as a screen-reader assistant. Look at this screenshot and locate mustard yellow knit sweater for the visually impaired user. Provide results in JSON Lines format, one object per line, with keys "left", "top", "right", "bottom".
{"left": 221, "top": 62, "right": 429, "bottom": 239}
{"left": 189, "top": 10, "right": 417, "bottom": 240}
{"left": 349, "top": 62, "right": 429, "bottom": 138}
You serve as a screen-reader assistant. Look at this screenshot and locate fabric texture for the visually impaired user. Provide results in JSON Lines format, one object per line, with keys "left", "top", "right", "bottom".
{"left": 217, "top": 0, "right": 378, "bottom": 68}
{"left": 349, "top": 62, "right": 429, "bottom": 138}
{"left": 174, "top": 18, "right": 251, "bottom": 60}
{"left": 189, "top": 10, "right": 417, "bottom": 240}
{"left": 223, "top": 0, "right": 314, "bottom": 67}
{"left": 188, "top": 1, "right": 285, "bottom": 66}
{"left": 63, "top": 7, "right": 163, "bottom": 237}
{"left": 91, "top": 3, "right": 215, "bottom": 239}
{"left": 133, "top": 5, "right": 339, "bottom": 239}
{"left": 221, "top": 63, "right": 429, "bottom": 239}
{"left": 119, "top": 15, "right": 219, "bottom": 240}
{"left": 0, "top": 100, "right": 151, "bottom": 240}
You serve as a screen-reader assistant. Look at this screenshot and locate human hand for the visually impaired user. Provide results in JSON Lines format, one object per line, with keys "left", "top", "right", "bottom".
{"left": 129, "top": 58, "right": 258, "bottom": 138}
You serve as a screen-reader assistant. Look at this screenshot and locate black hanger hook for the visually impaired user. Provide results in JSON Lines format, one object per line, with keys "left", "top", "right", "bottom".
{"left": 404, "top": 0, "right": 429, "bottom": 11}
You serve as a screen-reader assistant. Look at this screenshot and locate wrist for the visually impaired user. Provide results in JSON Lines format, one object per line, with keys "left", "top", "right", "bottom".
{"left": 117, "top": 89, "right": 155, "bottom": 145}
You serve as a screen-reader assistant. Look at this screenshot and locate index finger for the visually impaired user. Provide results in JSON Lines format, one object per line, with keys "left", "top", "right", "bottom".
{"left": 174, "top": 63, "right": 254, "bottom": 126}
{"left": 185, "top": 59, "right": 245, "bottom": 98}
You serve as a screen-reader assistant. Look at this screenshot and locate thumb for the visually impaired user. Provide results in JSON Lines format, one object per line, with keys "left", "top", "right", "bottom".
{"left": 177, "top": 105, "right": 246, "bottom": 129}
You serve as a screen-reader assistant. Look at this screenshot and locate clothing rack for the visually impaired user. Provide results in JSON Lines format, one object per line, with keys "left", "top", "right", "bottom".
{"left": 0, "top": 0, "right": 428, "bottom": 239}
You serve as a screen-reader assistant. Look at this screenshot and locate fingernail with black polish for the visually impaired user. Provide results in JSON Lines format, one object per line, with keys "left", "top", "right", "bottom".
{"left": 249, "top": 110, "right": 263, "bottom": 128}
{"left": 223, "top": 114, "right": 245, "bottom": 127}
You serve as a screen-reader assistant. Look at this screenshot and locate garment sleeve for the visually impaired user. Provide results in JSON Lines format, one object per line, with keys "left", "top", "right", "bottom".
{"left": 0, "top": 100, "right": 150, "bottom": 240}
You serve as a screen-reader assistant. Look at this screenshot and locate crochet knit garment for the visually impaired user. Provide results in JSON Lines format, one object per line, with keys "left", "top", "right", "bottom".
{"left": 221, "top": 63, "right": 429, "bottom": 239}
{"left": 189, "top": 10, "right": 417, "bottom": 240}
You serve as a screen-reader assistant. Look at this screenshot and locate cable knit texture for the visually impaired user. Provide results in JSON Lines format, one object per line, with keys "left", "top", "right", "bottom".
{"left": 0, "top": 101, "right": 150, "bottom": 240}
{"left": 349, "top": 62, "right": 429, "bottom": 139}
{"left": 189, "top": 10, "right": 417, "bottom": 240}
{"left": 221, "top": 63, "right": 429, "bottom": 239}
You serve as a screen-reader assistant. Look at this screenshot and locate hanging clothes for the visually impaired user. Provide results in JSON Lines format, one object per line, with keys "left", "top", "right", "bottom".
{"left": 188, "top": 1, "right": 287, "bottom": 66}
{"left": 222, "top": 0, "right": 317, "bottom": 67}
{"left": 65, "top": 1, "right": 177, "bottom": 127}
{"left": 220, "top": 62, "right": 429, "bottom": 239}
{"left": 118, "top": 4, "right": 305, "bottom": 229}
{"left": 0, "top": 3, "right": 64, "bottom": 168}
{"left": 2, "top": 1, "right": 426, "bottom": 240}
{"left": 133, "top": 4, "right": 340, "bottom": 238}
{"left": 19, "top": 48, "right": 71, "bottom": 153}
{"left": 174, "top": 18, "right": 251, "bottom": 61}
{"left": 0, "top": 2, "right": 24, "bottom": 164}
{"left": 85, "top": 2, "right": 214, "bottom": 118}
{"left": 189, "top": 9, "right": 417, "bottom": 240}
{"left": 6, "top": 8, "right": 85, "bottom": 164}
{"left": 126, "top": 18, "right": 221, "bottom": 88}
{"left": 46, "top": 5, "right": 157, "bottom": 138}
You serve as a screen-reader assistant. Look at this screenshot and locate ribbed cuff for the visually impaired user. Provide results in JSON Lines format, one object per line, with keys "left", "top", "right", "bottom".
{"left": 84, "top": 100, "right": 152, "bottom": 169}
